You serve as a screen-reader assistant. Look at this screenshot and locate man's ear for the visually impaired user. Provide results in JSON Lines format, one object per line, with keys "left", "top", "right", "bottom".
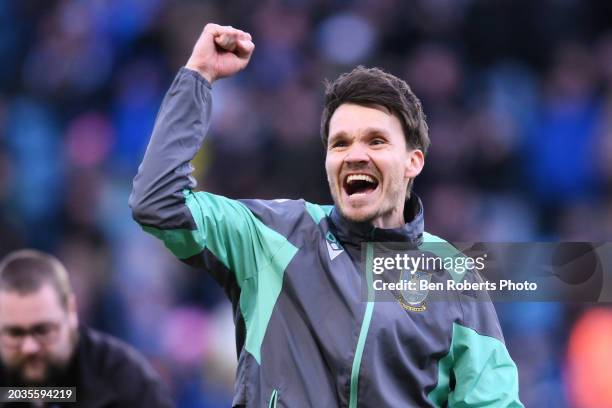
{"left": 405, "top": 149, "right": 425, "bottom": 179}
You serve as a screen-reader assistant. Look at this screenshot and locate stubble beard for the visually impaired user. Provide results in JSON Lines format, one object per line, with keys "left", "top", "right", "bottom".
{"left": 5, "top": 328, "right": 78, "bottom": 386}
{"left": 329, "top": 177, "right": 406, "bottom": 226}
{"left": 6, "top": 357, "right": 67, "bottom": 386}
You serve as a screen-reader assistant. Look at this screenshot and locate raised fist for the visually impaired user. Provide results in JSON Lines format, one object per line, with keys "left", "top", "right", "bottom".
{"left": 186, "top": 23, "right": 254, "bottom": 84}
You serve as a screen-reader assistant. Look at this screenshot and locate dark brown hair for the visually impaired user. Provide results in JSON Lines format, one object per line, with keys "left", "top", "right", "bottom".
{"left": 320, "top": 66, "right": 430, "bottom": 155}
{"left": 0, "top": 249, "right": 72, "bottom": 309}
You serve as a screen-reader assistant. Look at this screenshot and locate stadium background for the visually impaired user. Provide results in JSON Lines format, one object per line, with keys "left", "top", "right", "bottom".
{"left": 1, "top": 0, "right": 612, "bottom": 406}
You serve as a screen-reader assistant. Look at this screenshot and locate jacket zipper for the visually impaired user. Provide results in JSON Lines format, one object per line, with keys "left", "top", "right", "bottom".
{"left": 268, "top": 389, "right": 278, "bottom": 408}
{"left": 348, "top": 242, "right": 375, "bottom": 408}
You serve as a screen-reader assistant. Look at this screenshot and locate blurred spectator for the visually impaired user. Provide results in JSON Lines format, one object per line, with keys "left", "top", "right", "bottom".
{"left": 0, "top": 249, "right": 174, "bottom": 407}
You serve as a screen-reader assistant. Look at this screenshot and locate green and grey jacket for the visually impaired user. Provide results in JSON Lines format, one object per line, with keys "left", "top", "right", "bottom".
{"left": 129, "top": 68, "right": 523, "bottom": 408}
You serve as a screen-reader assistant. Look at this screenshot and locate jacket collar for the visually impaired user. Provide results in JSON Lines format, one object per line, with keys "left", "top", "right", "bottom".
{"left": 329, "top": 194, "right": 424, "bottom": 245}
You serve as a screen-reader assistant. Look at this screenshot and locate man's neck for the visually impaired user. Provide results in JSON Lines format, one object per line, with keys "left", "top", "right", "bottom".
{"left": 371, "top": 209, "right": 405, "bottom": 229}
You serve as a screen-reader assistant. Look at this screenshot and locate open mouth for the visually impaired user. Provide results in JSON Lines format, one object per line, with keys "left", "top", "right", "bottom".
{"left": 344, "top": 174, "right": 380, "bottom": 197}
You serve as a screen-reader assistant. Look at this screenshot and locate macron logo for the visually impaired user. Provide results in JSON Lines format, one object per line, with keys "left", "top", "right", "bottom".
{"left": 325, "top": 231, "right": 344, "bottom": 261}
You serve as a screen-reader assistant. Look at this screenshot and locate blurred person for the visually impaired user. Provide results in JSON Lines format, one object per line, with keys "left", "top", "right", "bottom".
{"left": 130, "top": 24, "right": 522, "bottom": 407}
{"left": 0, "top": 249, "right": 174, "bottom": 407}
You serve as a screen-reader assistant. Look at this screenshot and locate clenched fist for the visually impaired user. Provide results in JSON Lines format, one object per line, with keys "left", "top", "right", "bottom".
{"left": 186, "top": 23, "right": 255, "bottom": 84}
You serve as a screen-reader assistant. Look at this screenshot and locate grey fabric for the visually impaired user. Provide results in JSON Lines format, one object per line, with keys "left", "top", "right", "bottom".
{"left": 130, "top": 68, "right": 212, "bottom": 230}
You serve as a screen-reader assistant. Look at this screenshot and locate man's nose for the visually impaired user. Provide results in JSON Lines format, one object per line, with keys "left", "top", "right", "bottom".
{"left": 344, "top": 143, "right": 370, "bottom": 164}
{"left": 20, "top": 335, "right": 42, "bottom": 354}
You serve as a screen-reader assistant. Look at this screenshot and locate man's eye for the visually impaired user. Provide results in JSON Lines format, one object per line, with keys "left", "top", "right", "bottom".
{"left": 331, "top": 141, "right": 347, "bottom": 148}
{"left": 4, "top": 328, "right": 26, "bottom": 338}
{"left": 371, "top": 139, "right": 385, "bottom": 145}
{"left": 32, "top": 324, "right": 53, "bottom": 336}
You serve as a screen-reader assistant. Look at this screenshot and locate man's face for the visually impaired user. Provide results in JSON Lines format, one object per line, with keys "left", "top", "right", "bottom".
{"left": 0, "top": 285, "right": 78, "bottom": 385}
{"left": 325, "top": 103, "right": 424, "bottom": 228}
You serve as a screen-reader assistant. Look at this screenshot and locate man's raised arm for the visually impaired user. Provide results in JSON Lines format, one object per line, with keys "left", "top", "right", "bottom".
{"left": 129, "top": 24, "right": 254, "bottom": 231}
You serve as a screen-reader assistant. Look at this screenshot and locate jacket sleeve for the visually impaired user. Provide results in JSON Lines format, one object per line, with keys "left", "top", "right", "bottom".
{"left": 129, "top": 67, "right": 210, "bottom": 235}
{"left": 422, "top": 234, "right": 523, "bottom": 407}
{"left": 129, "top": 68, "right": 298, "bottom": 288}
{"left": 129, "top": 68, "right": 300, "bottom": 363}
{"left": 447, "top": 269, "right": 523, "bottom": 407}
{"left": 447, "top": 301, "right": 523, "bottom": 407}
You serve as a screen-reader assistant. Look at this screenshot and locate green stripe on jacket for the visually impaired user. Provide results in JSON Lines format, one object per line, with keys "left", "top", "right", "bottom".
{"left": 143, "top": 190, "right": 298, "bottom": 364}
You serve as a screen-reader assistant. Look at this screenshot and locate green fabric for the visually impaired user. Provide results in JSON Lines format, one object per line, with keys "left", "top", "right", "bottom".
{"left": 142, "top": 191, "right": 298, "bottom": 364}
{"left": 420, "top": 232, "right": 468, "bottom": 283}
{"left": 427, "top": 346, "right": 453, "bottom": 407}
{"left": 268, "top": 389, "right": 278, "bottom": 408}
{"left": 305, "top": 201, "right": 333, "bottom": 224}
{"left": 143, "top": 225, "right": 203, "bottom": 260}
{"left": 428, "top": 323, "right": 523, "bottom": 407}
{"left": 349, "top": 243, "right": 376, "bottom": 408}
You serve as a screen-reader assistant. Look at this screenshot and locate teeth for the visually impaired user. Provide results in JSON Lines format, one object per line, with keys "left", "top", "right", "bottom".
{"left": 347, "top": 174, "right": 376, "bottom": 184}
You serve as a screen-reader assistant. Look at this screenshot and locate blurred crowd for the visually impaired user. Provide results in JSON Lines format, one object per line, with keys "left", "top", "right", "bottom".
{"left": 1, "top": 0, "right": 612, "bottom": 406}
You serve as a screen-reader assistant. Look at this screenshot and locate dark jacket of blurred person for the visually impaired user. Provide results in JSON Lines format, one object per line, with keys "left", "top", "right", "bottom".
{"left": 0, "top": 250, "right": 175, "bottom": 408}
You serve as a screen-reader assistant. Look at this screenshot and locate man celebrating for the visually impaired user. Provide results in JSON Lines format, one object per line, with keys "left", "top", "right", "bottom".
{"left": 0, "top": 250, "right": 174, "bottom": 407}
{"left": 130, "top": 23, "right": 523, "bottom": 407}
